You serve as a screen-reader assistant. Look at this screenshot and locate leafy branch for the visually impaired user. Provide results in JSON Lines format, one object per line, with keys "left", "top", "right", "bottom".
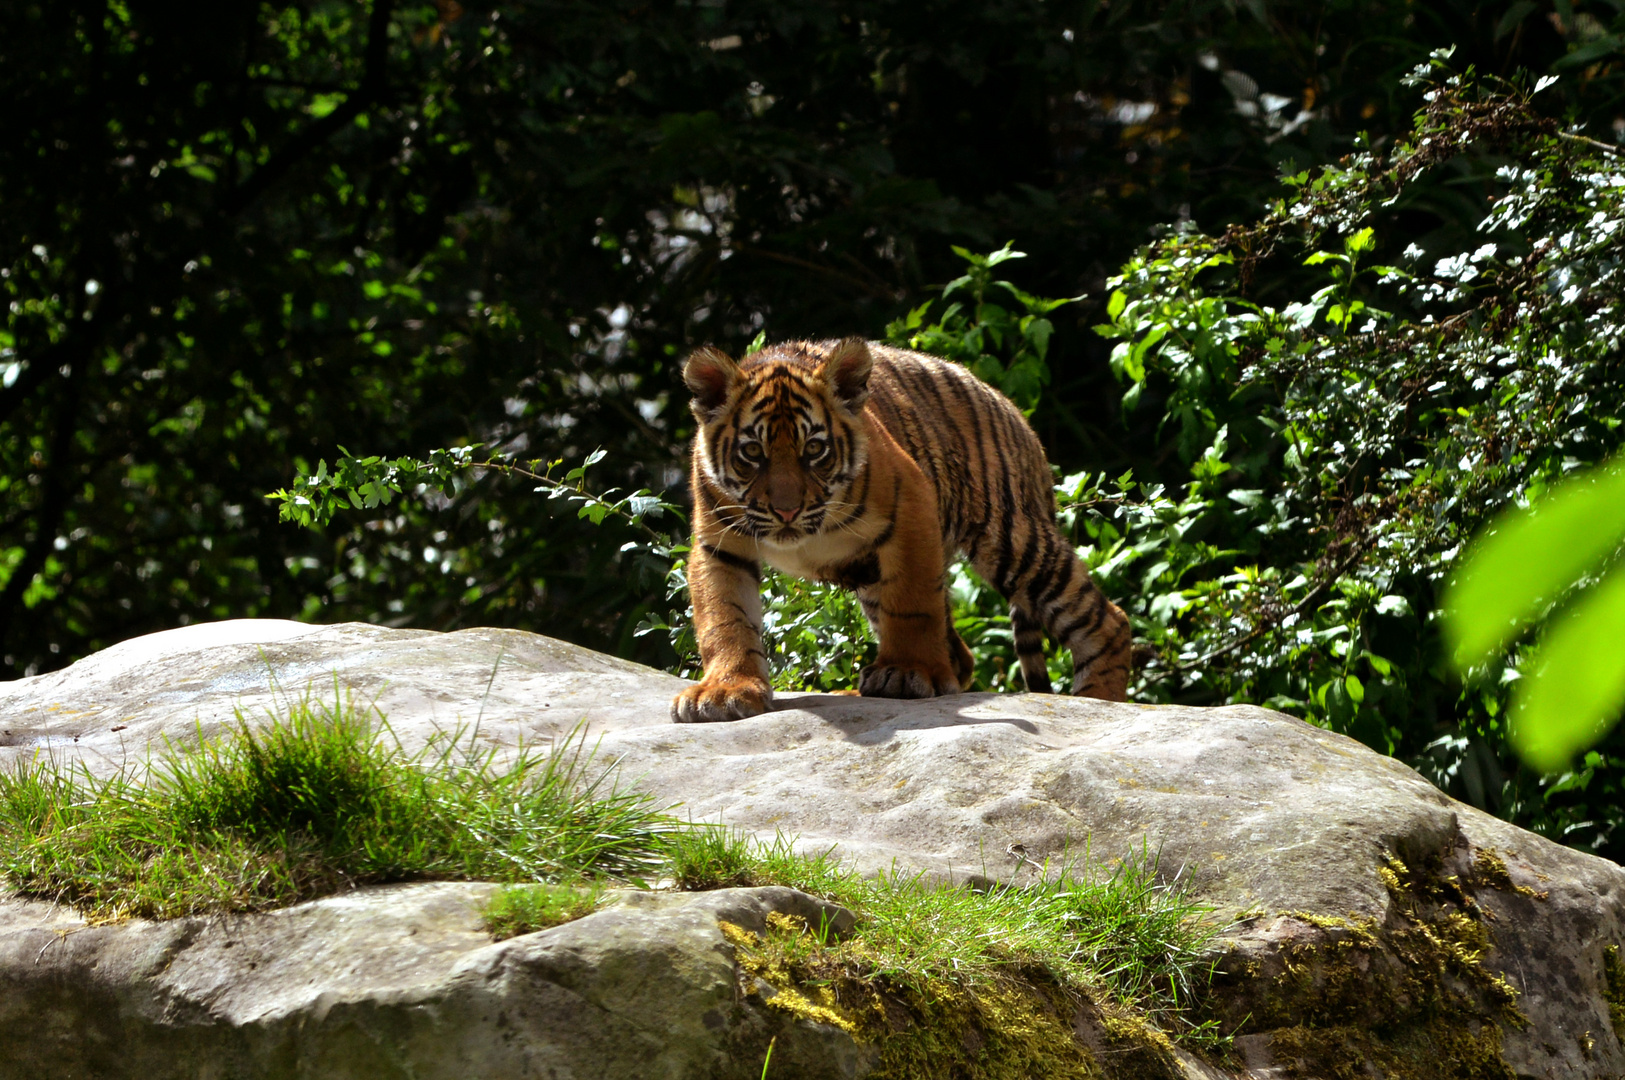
{"left": 267, "top": 447, "right": 682, "bottom": 544}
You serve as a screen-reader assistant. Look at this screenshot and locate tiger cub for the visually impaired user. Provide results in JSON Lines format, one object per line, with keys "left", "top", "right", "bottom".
{"left": 670, "top": 337, "right": 1130, "bottom": 723}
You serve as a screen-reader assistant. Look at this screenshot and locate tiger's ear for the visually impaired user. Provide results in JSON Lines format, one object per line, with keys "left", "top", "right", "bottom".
{"left": 684, "top": 347, "right": 742, "bottom": 422}
{"left": 818, "top": 338, "right": 874, "bottom": 412}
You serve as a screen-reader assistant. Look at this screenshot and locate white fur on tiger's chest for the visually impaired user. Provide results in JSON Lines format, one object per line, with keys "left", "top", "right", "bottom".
{"left": 757, "top": 525, "right": 873, "bottom": 581}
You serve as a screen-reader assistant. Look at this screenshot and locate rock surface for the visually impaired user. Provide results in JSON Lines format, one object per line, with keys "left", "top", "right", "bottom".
{"left": 1, "top": 882, "right": 868, "bottom": 1080}
{"left": 2, "top": 619, "right": 1624, "bottom": 1078}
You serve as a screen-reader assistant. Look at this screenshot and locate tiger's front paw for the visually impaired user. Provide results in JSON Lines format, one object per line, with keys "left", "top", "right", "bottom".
{"left": 671, "top": 675, "right": 773, "bottom": 723}
{"left": 859, "top": 659, "right": 961, "bottom": 699}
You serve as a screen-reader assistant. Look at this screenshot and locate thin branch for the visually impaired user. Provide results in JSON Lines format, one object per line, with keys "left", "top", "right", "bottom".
{"left": 459, "top": 459, "right": 680, "bottom": 542}
{"left": 1055, "top": 494, "right": 1152, "bottom": 514}
{"left": 1162, "top": 539, "right": 1373, "bottom": 677}
{"left": 1557, "top": 131, "right": 1623, "bottom": 157}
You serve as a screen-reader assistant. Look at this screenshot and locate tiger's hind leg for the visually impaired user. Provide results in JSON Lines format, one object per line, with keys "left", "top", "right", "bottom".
{"left": 1056, "top": 585, "right": 1131, "bottom": 700}
{"left": 976, "top": 519, "right": 1131, "bottom": 702}
{"left": 1035, "top": 552, "right": 1131, "bottom": 700}
{"left": 1009, "top": 603, "right": 1052, "bottom": 693}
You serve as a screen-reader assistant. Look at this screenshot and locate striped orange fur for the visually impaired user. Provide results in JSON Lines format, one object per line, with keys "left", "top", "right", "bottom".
{"left": 671, "top": 337, "right": 1131, "bottom": 723}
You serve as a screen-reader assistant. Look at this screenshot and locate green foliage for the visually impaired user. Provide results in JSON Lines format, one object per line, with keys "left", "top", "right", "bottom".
{"left": 0, "top": 689, "right": 679, "bottom": 920}
{"left": 757, "top": 576, "right": 876, "bottom": 693}
{"left": 1509, "top": 568, "right": 1625, "bottom": 772}
{"left": 12, "top": 0, "right": 1625, "bottom": 682}
{"left": 1445, "top": 456, "right": 1625, "bottom": 672}
{"left": 1081, "top": 57, "right": 1625, "bottom": 857}
{"left": 885, "top": 244, "right": 1078, "bottom": 412}
{"left": 1445, "top": 454, "right": 1625, "bottom": 772}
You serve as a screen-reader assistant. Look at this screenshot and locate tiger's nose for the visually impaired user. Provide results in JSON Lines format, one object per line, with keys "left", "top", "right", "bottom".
{"left": 772, "top": 506, "right": 801, "bottom": 524}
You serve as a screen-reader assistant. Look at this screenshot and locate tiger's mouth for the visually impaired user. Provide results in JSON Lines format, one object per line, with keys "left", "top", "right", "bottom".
{"left": 766, "top": 522, "right": 808, "bottom": 543}
{"left": 754, "top": 513, "right": 819, "bottom": 544}
{"left": 744, "top": 501, "right": 819, "bottom": 543}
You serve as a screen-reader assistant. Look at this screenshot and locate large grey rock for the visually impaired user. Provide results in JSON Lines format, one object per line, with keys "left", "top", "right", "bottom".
{"left": 0, "top": 881, "right": 866, "bottom": 1080}
{"left": 2, "top": 619, "right": 1623, "bottom": 1078}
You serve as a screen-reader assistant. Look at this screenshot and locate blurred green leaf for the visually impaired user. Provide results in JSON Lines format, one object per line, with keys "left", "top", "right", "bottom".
{"left": 1444, "top": 457, "right": 1625, "bottom": 670}
{"left": 1509, "top": 564, "right": 1625, "bottom": 772}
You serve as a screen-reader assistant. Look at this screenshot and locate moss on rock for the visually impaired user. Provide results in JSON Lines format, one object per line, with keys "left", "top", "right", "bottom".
{"left": 1205, "top": 847, "right": 1528, "bottom": 1079}
{"left": 1265, "top": 1020, "right": 1510, "bottom": 1080}
{"left": 718, "top": 912, "right": 1187, "bottom": 1080}
{"left": 1603, "top": 944, "right": 1625, "bottom": 1046}
{"left": 1465, "top": 848, "right": 1547, "bottom": 900}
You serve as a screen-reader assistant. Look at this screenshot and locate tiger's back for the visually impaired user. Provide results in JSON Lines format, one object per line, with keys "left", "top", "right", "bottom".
{"left": 831, "top": 342, "right": 1128, "bottom": 696}
{"left": 864, "top": 344, "right": 1056, "bottom": 560}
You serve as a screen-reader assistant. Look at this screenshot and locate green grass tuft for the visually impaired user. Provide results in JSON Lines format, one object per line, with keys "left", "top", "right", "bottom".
{"left": 484, "top": 881, "right": 606, "bottom": 939}
{"left": 0, "top": 685, "right": 679, "bottom": 921}
{"left": 669, "top": 825, "right": 851, "bottom": 893}
{"left": 668, "top": 828, "right": 1223, "bottom": 1042}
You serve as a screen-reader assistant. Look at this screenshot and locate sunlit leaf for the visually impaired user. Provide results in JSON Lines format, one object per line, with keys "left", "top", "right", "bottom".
{"left": 1508, "top": 564, "right": 1625, "bottom": 772}
{"left": 983, "top": 243, "right": 1025, "bottom": 267}
{"left": 307, "top": 92, "right": 348, "bottom": 118}
{"left": 628, "top": 494, "right": 664, "bottom": 519}
{"left": 1444, "top": 456, "right": 1625, "bottom": 670}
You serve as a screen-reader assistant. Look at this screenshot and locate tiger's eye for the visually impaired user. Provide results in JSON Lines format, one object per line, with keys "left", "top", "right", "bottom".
{"left": 739, "top": 442, "right": 764, "bottom": 463}
{"left": 803, "top": 437, "right": 827, "bottom": 460}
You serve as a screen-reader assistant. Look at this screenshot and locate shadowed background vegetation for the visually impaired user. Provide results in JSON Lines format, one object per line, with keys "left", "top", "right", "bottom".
{"left": 7, "top": 1, "right": 1625, "bottom": 858}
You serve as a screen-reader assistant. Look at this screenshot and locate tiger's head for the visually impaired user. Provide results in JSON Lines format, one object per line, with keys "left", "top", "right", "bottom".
{"left": 684, "top": 337, "right": 873, "bottom": 544}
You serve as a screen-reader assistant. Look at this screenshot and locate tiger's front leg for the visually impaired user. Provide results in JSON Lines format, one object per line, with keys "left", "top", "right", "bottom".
{"left": 857, "top": 479, "right": 962, "bottom": 700}
{"left": 671, "top": 539, "right": 773, "bottom": 723}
